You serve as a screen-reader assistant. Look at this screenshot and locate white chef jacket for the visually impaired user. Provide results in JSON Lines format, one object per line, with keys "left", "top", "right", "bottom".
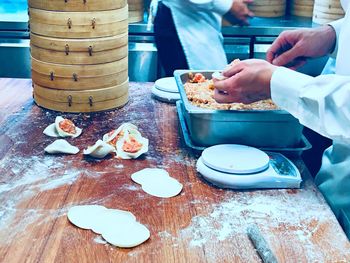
{"left": 158, "top": 0, "right": 232, "bottom": 70}
{"left": 271, "top": 0, "right": 350, "bottom": 238}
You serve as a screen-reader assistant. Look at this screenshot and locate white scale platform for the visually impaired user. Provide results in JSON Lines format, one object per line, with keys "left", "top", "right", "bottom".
{"left": 197, "top": 144, "right": 302, "bottom": 189}
{"left": 152, "top": 77, "right": 180, "bottom": 103}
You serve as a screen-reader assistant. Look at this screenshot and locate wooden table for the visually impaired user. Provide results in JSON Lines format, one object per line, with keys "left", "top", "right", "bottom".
{"left": 0, "top": 78, "right": 349, "bottom": 263}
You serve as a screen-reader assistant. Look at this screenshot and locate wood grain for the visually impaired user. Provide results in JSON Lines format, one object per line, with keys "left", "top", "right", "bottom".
{"left": 0, "top": 78, "right": 349, "bottom": 263}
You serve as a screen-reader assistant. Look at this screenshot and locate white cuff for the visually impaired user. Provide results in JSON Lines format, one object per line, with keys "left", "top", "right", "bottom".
{"left": 271, "top": 67, "right": 313, "bottom": 112}
{"left": 328, "top": 18, "right": 344, "bottom": 58}
{"left": 212, "top": 0, "right": 233, "bottom": 15}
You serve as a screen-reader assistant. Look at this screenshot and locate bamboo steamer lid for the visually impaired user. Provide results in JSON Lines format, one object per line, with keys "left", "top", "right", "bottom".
{"left": 31, "top": 56, "right": 128, "bottom": 90}
{"left": 28, "top": 0, "right": 127, "bottom": 11}
{"left": 34, "top": 87, "right": 129, "bottom": 112}
{"left": 30, "top": 33, "right": 128, "bottom": 65}
{"left": 29, "top": 7, "right": 128, "bottom": 38}
{"left": 249, "top": 0, "right": 286, "bottom": 17}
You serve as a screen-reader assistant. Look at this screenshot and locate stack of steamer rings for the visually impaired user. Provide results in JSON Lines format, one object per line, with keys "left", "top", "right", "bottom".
{"left": 290, "top": 0, "right": 314, "bottom": 17}
{"left": 248, "top": 0, "right": 287, "bottom": 17}
{"left": 128, "top": 0, "right": 144, "bottom": 23}
{"left": 28, "top": 0, "right": 129, "bottom": 112}
{"left": 313, "top": 0, "right": 345, "bottom": 24}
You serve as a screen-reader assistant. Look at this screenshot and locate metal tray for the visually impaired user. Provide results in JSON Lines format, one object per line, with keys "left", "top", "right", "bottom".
{"left": 176, "top": 101, "right": 312, "bottom": 157}
{"left": 174, "top": 70, "right": 304, "bottom": 148}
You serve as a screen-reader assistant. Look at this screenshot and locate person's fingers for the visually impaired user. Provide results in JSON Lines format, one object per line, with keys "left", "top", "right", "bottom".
{"left": 266, "top": 34, "right": 289, "bottom": 63}
{"left": 222, "top": 63, "right": 244, "bottom": 78}
{"left": 287, "top": 58, "right": 307, "bottom": 70}
{"left": 213, "top": 89, "right": 238, "bottom": 104}
{"left": 272, "top": 45, "right": 301, "bottom": 66}
{"left": 213, "top": 77, "right": 235, "bottom": 92}
{"left": 248, "top": 10, "right": 254, "bottom": 17}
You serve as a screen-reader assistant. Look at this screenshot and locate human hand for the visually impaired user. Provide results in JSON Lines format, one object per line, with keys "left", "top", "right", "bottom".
{"left": 267, "top": 26, "right": 336, "bottom": 69}
{"left": 213, "top": 59, "right": 277, "bottom": 104}
{"left": 230, "top": 0, "right": 254, "bottom": 26}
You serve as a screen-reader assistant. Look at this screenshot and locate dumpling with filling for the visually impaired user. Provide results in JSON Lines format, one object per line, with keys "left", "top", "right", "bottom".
{"left": 55, "top": 116, "right": 82, "bottom": 138}
{"left": 83, "top": 140, "right": 115, "bottom": 158}
{"left": 103, "top": 123, "right": 139, "bottom": 148}
{"left": 116, "top": 132, "right": 149, "bottom": 159}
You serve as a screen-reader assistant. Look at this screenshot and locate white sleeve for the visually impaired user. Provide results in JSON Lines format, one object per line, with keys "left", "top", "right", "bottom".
{"left": 328, "top": 18, "right": 344, "bottom": 58}
{"left": 271, "top": 67, "right": 350, "bottom": 143}
{"left": 184, "top": 0, "right": 233, "bottom": 15}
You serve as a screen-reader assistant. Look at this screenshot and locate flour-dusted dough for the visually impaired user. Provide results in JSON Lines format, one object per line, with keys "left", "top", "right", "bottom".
{"left": 91, "top": 209, "right": 136, "bottom": 234}
{"left": 131, "top": 168, "right": 183, "bottom": 198}
{"left": 44, "top": 139, "right": 79, "bottom": 154}
{"left": 101, "top": 221, "right": 150, "bottom": 248}
{"left": 131, "top": 168, "right": 169, "bottom": 184}
{"left": 55, "top": 116, "right": 82, "bottom": 138}
{"left": 43, "top": 123, "right": 60, "bottom": 137}
{"left": 83, "top": 140, "right": 115, "bottom": 158}
{"left": 116, "top": 133, "right": 149, "bottom": 159}
{"left": 67, "top": 205, "right": 108, "bottom": 229}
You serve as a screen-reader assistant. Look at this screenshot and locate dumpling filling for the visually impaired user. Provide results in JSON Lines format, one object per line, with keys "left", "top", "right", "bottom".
{"left": 59, "top": 119, "right": 76, "bottom": 135}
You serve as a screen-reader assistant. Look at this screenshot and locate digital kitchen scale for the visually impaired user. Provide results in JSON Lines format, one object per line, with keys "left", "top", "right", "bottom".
{"left": 196, "top": 144, "right": 302, "bottom": 189}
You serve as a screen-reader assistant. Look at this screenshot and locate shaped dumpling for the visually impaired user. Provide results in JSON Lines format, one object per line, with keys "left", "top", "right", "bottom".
{"left": 43, "top": 123, "right": 60, "bottom": 137}
{"left": 116, "top": 133, "right": 149, "bottom": 159}
{"left": 103, "top": 123, "right": 139, "bottom": 148}
{"left": 55, "top": 116, "right": 82, "bottom": 138}
{"left": 44, "top": 139, "right": 79, "bottom": 154}
{"left": 83, "top": 140, "right": 115, "bottom": 158}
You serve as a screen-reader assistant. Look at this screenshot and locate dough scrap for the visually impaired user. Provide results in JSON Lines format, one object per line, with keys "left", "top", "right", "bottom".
{"left": 131, "top": 168, "right": 183, "bottom": 198}
{"left": 83, "top": 140, "right": 115, "bottom": 158}
{"left": 44, "top": 139, "right": 79, "bottom": 154}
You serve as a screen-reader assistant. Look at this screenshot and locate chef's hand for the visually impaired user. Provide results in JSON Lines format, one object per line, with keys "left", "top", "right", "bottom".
{"left": 213, "top": 59, "right": 277, "bottom": 104}
{"left": 267, "top": 26, "right": 336, "bottom": 69}
{"left": 230, "top": 0, "right": 254, "bottom": 26}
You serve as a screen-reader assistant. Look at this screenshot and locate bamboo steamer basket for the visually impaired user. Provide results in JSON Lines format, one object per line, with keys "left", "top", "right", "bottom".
{"left": 29, "top": 7, "right": 128, "bottom": 38}
{"left": 33, "top": 81, "right": 129, "bottom": 112}
{"left": 128, "top": 0, "right": 144, "bottom": 23}
{"left": 31, "top": 56, "right": 128, "bottom": 90}
{"left": 28, "top": 0, "right": 127, "bottom": 11}
{"left": 290, "top": 0, "right": 314, "bottom": 17}
{"left": 249, "top": 0, "right": 286, "bottom": 17}
{"left": 30, "top": 32, "right": 128, "bottom": 65}
{"left": 313, "top": 0, "right": 344, "bottom": 24}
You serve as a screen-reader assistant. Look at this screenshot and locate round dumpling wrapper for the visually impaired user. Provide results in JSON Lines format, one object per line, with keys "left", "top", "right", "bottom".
{"left": 131, "top": 168, "right": 170, "bottom": 185}
{"left": 91, "top": 209, "right": 136, "bottom": 234}
{"left": 67, "top": 205, "right": 107, "bottom": 230}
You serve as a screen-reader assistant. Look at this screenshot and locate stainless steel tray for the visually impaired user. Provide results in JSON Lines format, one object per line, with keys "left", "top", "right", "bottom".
{"left": 174, "top": 70, "right": 304, "bottom": 148}
{"left": 176, "top": 101, "right": 312, "bottom": 157}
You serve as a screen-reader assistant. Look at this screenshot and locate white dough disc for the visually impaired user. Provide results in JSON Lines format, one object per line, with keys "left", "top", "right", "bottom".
{"left": 67, "top": 205, "right": 108, "bottom": 230}
{"left": 201, "top": 144, "right": 269, "bottom": 174}
{"left": 141, "top": 176, "right": 183, "bottom": 198}
{"left": 101, "top": 221, "right": 150, "bottom": 248}
{"left": 131, "top": 168, "right": 170, "bottom": 185}
{"left": 91, "top": 209, "right": 136, "bottom": 234}
{"left": 155, "top": 77, "right": 179, "bottom": 93}
{"left": 43, "top": 123, "right": 59, "bottom": 137}
{"left": 44, "top": 139, "right": 79, "bottom": 154}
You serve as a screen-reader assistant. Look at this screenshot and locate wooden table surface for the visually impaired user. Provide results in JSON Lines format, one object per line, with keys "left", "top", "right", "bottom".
{"left": 0, "top": 78, "right": 349, "bottom": 263}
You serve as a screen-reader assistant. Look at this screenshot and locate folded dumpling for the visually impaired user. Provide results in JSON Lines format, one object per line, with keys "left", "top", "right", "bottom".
{"left": 103, "top": 123, "right": 140, "bottom": 148}
{"left": 116, "top": 132, "right": 149, "bottom": 159}
{"left": 55, "top": 116, "right": 82, "bottom": 138}
{"left": 83, "top": 140, "right": 115, "bottom": 158}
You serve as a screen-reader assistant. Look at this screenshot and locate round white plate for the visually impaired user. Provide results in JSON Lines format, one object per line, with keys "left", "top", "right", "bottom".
{"left": 152, "top": 86, "right": 180, "bottom": 104}
{"left": 155, "top": 77, "right": 179, "bottom": 93}
{"left": 201, "top": 144, "right": 269, "bottom": 174}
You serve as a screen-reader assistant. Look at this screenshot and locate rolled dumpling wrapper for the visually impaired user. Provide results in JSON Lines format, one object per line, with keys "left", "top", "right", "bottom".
{"left": 83, "top": 140, "right": 115, "bottom": 158}
{"left": 44, "top": 139, "right": 79, "bottom": 154}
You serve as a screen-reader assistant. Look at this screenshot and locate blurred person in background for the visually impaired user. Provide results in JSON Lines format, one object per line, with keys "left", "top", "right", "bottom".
{"left": 149, "top": 0, "right": 253, "bottom": 77}
{"left": 212, "top": 2, "right": 350, "bottom": 238}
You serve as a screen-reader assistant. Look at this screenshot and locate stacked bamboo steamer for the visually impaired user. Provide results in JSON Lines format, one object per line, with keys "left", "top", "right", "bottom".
{"left": 28, "top": 0, "right": 129, "bottom": 113}
{"left": 128, "top": 0, "right": 144, "bottom": 23}
{"left": 249, "top": 0, "right": 286, "bottom": 17}
{"left": 290, "top": 0, "right": 314, "bottom": 17}
{"left": 313, "top": 0, "right": 344, "bottom": 24}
